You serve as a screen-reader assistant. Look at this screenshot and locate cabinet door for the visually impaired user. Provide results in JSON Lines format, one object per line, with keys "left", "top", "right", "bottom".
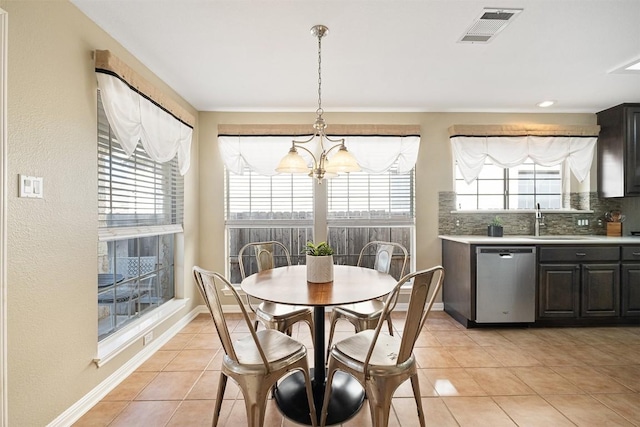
{"left": 539, "top": 264, "right": 579, "bottom": 318}
{"left": 625, "top": 107, "right": 640, "bottom": 195}
{"left": 581, "top": 264, "right": 620, "bottom": 317}
{"left": 622, "top": 264, "right": 640, "bottom": 317}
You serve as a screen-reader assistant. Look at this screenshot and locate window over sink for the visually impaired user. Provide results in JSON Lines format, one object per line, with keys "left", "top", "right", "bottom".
{"left": 455, "top": 160, "right": 562, "bottom": 210}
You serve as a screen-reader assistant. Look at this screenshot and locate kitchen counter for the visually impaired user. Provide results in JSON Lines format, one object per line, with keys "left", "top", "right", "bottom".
{"left": 440, "top": 234, "right": 640, "bottom": 328}
{"left": 439, "top": 235, "right": 640, "bottom": 244}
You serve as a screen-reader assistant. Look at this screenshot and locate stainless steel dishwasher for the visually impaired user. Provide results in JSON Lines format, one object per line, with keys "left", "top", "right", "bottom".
{"left": 476, "top": 247, "right": 536, "bottom": 323}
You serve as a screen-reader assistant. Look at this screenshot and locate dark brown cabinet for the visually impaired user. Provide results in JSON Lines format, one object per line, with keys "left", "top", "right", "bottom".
{"left": 621, "top": 246, "right": 640, "bottom": 317}
{"left": 538, "top": 246, "right": 619, "bottom": 319}
{"left": 539, "top": 264, "right": 579, "bottom": 317}
{"left": 597, "top": 103, "right": 640, "bottom": 197}
{"left": 580, "top": 264, "right": 620, "bottom": 317}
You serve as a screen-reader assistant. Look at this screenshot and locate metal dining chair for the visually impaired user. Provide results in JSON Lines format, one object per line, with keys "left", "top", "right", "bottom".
{"left": 326, "top": 241, "right": 408, "bottom": 354}
{"left": 320, "top": 266, "right": 444, "bottom": 427}
{"left": 238, "top": 241, "right": 314, "bottom": 339}
{"left": 193, "top": 266, "right": 318, "bottom": 427}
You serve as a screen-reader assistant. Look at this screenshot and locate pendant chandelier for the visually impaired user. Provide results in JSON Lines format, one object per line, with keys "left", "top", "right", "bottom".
{"left": 275, "top": 25, "right": 360, "bottom": 182}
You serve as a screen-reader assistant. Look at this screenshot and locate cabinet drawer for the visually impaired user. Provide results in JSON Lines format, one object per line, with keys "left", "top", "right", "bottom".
{"left": 622, "top": 246, "right": 640, "bottom": 261}
{"left": 539, "top": 246, "right": 619, "bottom": 262}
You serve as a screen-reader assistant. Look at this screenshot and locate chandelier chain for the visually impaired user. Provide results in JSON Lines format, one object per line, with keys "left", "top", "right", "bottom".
{"left": 317, "top": 31, "right": 323, "bottom": 117}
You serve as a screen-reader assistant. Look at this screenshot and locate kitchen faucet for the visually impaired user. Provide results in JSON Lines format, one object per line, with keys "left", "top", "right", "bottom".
{"left": 534, "top": 203, "right": 542, "bottom": 236}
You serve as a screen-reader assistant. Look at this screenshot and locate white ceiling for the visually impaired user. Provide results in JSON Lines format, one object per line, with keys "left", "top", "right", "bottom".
{"left": 72, "top": 0, "right": 640, "bottom": 114}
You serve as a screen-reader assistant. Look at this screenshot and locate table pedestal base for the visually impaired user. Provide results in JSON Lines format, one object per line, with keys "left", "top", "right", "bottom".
{"left": 274, "top": 369, "right": 365, "bottom": 426}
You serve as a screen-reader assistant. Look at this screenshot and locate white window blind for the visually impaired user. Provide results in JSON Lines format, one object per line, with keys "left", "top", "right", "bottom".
{"left": 98, "top": 92, "right": 184, "bottom": 229}
{"left": 225, "top": 168, "right": 313, "bottom": 221}
{"left": 328, "top": 163, "right": 415, "bottom": 221}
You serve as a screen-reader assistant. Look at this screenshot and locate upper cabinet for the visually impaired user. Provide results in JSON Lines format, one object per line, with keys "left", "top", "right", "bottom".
{"left": 597, "top": 103, "right": 640, "bottom": 197}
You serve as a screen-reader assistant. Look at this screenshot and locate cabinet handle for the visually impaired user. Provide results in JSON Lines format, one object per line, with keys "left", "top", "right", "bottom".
{"left": 575, "top": 252, "right": 586, "bottom": 257}
{"left": 633, "top": 252, "right": 640, "bottom": 256}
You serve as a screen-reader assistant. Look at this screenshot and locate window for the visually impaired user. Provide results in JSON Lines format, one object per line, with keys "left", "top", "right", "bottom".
{"left": 327, "top": 164, "right": 414, "bottom": 279}
{"left": 455, "top": 160, "right": 562, "bottom": 210}
{"left": 225, "top": 161, "right": 415, "bottom": 282}
{"left": 97, "top": 92, "right": 182, "bottom": 340}
{"left": 226, "top": 169, "right": 313, "bottom": 284}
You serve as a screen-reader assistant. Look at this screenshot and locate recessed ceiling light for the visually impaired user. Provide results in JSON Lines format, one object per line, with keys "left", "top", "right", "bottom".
{"left": 625, "top": 60, "right": 640, "bottom": 71}
{"left": 610, "top": 58, "right": 640, "bottom": 74}
{"left": 536, "top": 100, "right": 555, "bottom": 108}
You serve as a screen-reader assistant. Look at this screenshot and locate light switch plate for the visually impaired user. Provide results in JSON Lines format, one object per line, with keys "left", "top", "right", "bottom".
{"left": 19, "top": 174, "right": 43, "bottom": 198}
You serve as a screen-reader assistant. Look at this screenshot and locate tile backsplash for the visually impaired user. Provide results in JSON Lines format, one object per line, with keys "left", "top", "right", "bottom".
{"left": 438, "top": 191, "right": 623, "bottom": 236}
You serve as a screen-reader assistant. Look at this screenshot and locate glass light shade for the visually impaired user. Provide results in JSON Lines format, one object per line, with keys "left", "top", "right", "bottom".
{"left": 325, "top": 146, "right": 361, "bottom": 173}
{"left": 276, "top": 148, "right": 310, "bottom": 174}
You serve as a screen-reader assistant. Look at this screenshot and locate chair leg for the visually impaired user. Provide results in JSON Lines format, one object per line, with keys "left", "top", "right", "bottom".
{"left": 365, "top": 380, "right": 395, "bottom": 427}
{"left": 243, "top": 393, "right": 267, "bottom": 427}
{"left": 306, "top": 318, "right": 315, "bottom": 343}
{"left": 410, "top": 374, "right": 425, "bottom": 427}
{"left": 236, "top": 375, "right": 270, "bottom": 427}
{"left": 387, "top": 316, "right": 394, "bottom": 336}
{"left": 325, "top": 310, "right": 339, "bottom": 356}
{"left": 319, "top": 360, "right": 338, "bottom": 427}
{"left": 212, "top": 373, "right": 227, "bottom": 427}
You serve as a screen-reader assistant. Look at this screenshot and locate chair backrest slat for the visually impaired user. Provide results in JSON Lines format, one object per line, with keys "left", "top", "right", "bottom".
{"left": 193, "top": 267, "right": 238, "bottom": 361}
{"left": 238, "top": 241, "right": 292, "bottom": 280}
{"left": 357, "top": 241, "right": 408, "bottom": 280}
{"left": 193, "top": 266, "right": 271, "bottom": 368}
{"left": 397, "top": 267, "right": 443, "bottom": 362}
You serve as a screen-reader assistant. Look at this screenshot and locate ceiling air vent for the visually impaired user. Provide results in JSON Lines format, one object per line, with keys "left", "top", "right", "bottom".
{"left": 459, "top": 8, "right": 523, "bottom": 44}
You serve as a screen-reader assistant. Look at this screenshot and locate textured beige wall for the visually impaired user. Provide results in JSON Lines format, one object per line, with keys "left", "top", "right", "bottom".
{"left": 199, "top": 111, "right": 596, "bottom": 305}
{"left": 1, "top": 1, "right": 199, "bottom": 425}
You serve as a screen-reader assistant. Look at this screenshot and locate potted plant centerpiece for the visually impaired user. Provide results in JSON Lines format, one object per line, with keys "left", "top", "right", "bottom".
{"left": 487, "top": 216, "right": 504, "bottom": 237}
{"left": 305, "top": 241, "right": 334, "bottom": 283}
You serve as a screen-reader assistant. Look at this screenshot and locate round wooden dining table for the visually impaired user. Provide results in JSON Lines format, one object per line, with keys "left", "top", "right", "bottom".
{"left": 241, "top": 264, "right": 397, "bottom": 425}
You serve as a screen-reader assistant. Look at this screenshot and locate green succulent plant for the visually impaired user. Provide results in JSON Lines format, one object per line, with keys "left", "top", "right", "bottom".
{"left": 489, "top": 216, "right": 504, "bottom": 227}
{"left": 304, "top": 241, "right": 334, "bottom": 256}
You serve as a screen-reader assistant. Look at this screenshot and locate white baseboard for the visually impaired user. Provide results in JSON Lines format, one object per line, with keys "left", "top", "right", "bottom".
{"left": 47, "top": 305, "right": 207, "bottom": 427}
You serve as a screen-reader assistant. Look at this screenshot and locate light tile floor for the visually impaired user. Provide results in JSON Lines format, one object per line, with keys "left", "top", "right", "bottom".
{"left": 74, "top": 311, "right": 640, "bottom": 426}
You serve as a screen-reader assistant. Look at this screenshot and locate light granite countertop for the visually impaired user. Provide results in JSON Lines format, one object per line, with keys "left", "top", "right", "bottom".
{"left": 438, "top": 235, "right": 640, "bottom": 245}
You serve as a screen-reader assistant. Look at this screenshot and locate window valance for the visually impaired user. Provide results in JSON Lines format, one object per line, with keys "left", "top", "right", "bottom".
{"left": 218, "top": 125, "right": 420, "bottom": 176}
{"left": 94, "top": 50, "right": 194, "bottom": 175}
{"left": 448, "top": 124, "right": 600, "bottom": 137}
{"left": 449, "top": 124, "right": 599, "bottom": 184}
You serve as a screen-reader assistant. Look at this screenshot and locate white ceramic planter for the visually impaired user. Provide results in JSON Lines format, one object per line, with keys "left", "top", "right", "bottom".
{"left": 306, "top": 254, "right": 334, "bottom": 283}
